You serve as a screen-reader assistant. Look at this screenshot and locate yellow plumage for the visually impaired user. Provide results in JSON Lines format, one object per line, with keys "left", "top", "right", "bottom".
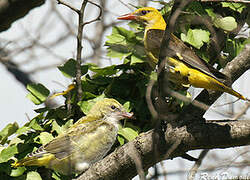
{"left": 118, "top": 7, "right": 246, "bottom": 100}
{"left": 12, "top": 98, "right": 133, "bottom": 175}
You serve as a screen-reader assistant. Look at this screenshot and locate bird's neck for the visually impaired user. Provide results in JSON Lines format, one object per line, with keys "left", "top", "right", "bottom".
{"left": 144, "top": 15, "right": 166, "bottom": 48}
{"left": 103, "top": 115, "right": 120, "bottom": 130}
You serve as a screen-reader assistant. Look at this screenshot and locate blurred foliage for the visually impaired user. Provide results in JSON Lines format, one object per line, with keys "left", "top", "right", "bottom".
{"left": 0, "top": 1, "right": 249, "bottom": 179}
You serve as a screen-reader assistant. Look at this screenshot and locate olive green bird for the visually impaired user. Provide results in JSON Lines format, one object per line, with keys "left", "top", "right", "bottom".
{"left": 118, "top": 7, "right": 246, "bottom": 100}
{"left": 12, "top": 98, "right": 133, "bottom": 175}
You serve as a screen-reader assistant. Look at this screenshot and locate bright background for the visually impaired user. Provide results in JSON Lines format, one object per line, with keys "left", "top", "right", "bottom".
{"left": 0, "top": 0, "right": 249, "bottom": 179}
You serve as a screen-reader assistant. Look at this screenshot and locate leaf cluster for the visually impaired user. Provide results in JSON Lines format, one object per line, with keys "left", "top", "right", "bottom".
{"left": 0, "top": 1, "right": 249, "bottom": 179}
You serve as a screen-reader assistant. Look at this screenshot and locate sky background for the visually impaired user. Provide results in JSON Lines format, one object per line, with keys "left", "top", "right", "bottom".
{"left": 0, "top": 0, "right": 249, "bottom": 179}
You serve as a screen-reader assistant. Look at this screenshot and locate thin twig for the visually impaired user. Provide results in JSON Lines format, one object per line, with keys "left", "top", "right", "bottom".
{"left": 128, "top": 143, "right": 146, "bottom": 180}
{"left": 146, "top": 79, "right": 158, "bottom": 120}
{"left": 151, "top": 161, "right": 250, "bottom": 177}
{"left": 74, "top": 0, "right": 88, "bottom": 101}
{"left": 167, "top": 88, "right": 210, "bottom": 111}
{"left": 149, "top": 139, "right": 182, "bottom": 179}
{"left": 188, "top": 149, "right": 209, "bottom": 180}
{"left": 57, "top": 0, "right": 80, "bottom": 13}
{"left": 163, "top": 139, "right": 182, "bottom": 159}
{"left": 117, "top": 0, "right": 134, "bottom": 11}
{"left": 159, "top": 161, "right": 168, "bottom": 180}
{"left": 83, "top": 1, "right": 102, "bottom": 26}
{"left": 232, "top": 102, "right": 250, "bottom": 120}
{"left": 52, "top": 1, "right": 76, "bottom": 36}
{"left": 58, "top": 0, "right": 102, "bottom": 102}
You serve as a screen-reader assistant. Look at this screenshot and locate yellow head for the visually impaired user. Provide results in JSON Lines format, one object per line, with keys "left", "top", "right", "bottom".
{"left": 118, "top": 7, "right": 166, "bottom": 30}
{"left": 88, "top": 98, "right": 133, "bottom": 121}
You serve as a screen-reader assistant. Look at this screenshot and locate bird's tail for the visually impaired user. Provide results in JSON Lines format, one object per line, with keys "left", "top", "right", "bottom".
{"left": 209, "top": 77, "right": 246, "bottom": 100}
{"left": 12, "top": 154, "right": 54, "bottom": 168}
{"left": 223, "top": 85, "right": 246, "bottom": 100}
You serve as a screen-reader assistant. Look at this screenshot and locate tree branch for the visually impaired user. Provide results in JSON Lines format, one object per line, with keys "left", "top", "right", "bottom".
{"left": 0, "top": 0, "right": 45, "bottom": 32}
{"left": 79, "top": 120, "right": 250, "bottom": 180}
{"left": 78, "top": 38, "right": 250, "bottom": 180}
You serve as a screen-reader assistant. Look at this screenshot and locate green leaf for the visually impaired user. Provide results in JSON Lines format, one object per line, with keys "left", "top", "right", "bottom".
{"left": 34, "top": 132, "right": 54, "bottom": 145}
{"left": 26, "top": 171, "right": 42, "bottom": 180}
{"left": 205, "top": 8, "right": 216, "bottom": 20}
{"left": 52, "top": 120, "right": 73, "bottom": 135}
{"left": 58, "top": 59, "right": 89, "bottom": 78}
{"left": 225, "top": 38, "right": 250, "bottom": 60}
{"left": 214, "top": 16, "right": 237, "bottom": 31}
{"left": 150, "top": 71, "right": 157, "bottom": 81}
{"left": 106, "top": 48, "right": 132, "bottom": 59}
{"left": 28, "top": 118, "right": 44, "bottom": 131}
{"left": 112, "top": 26, "right": 136, "bottom": 41}
{"left": 0, "top": 145, "right": 18, "bottom": 163}
{"left": 62, "top": 120, "right": 73, "bottom": 131}
{"left": 118, "top": 126, "right": 139, "bottom": 142}
{"left": 0, "top": 122, "right": 19, "bottom": 145}
{"left": 52, "top": 172, "right": 61, "bottom": 180}
{"left": 78, "top": 94, "right": 106, "bottom": 114}
{"left": 128, "top": 21, "right": 141, "bottom": 30}
{"left": 10, "top": 166, "right": 26, "bottom": 177}
{"left": 26, "top": 93, "right": 41, "bottom": 105}
{"left": 9, "top": 137, "right": 24, "bottom": 146}
{"left": 221, "top": 2, "right": 246, "bottom": 13}
{"left": 131, "top": 55, "right": 144, "bottom": 65}
{"left": 106, "top": 34, "right": 127, "bottom": 45}
{"left": 106, "top": 26, "right": 136, "bottom": 47}
{"left": 181, "top": 29, "right": 210, "bottom": 49}
{"left": 117, "top": 135, "right": 125, "bottom": 145}
{"left": 82, "top": 92, "right": 97, "bottom": 99}
{"left": 90, "top": 65, "right": 118, "bottom": 77}
{"left": 51, "top": 121, "right": 62, "bottom": 135}
{"left": 15, "top": 126, "right": 31, "bottom": 135}
{"left": 105, "top": 26, "right": 137, "bottom": 61}
{"left": 123, "top": 101, "right": 132, "bottom": 112}
{"left": 188, "top": 1, "right": 207, "bottom": 16}
{"left": 26, "top": 83, "right": 50, "bottom": 105}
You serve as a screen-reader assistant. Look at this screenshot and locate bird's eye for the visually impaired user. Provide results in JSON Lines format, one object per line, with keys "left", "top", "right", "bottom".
{"left": 111, "top": 105, "right": 116, "bottom": 110}
{"left": 141, "top": 10, "right": 147, "bottom": 15}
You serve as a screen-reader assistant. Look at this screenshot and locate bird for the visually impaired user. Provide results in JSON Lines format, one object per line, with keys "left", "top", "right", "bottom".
{"left": 12, "top": 98, "right": 133, "bottom": 175}
{"left": 117, "top": 7, "right": 246, "bottom": 100}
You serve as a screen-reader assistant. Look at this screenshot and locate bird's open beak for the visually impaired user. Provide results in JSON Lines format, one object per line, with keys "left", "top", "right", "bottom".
{"left": 117, "top": 13, "right": 136, "bottom": 20}
{"left": 122, "top": 111, "right": 134, "bottom": 119}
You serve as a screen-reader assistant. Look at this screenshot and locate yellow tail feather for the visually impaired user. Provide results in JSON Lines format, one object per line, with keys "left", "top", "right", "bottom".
{"left": 12, "top": 154, "right": 55, "bottom": 168}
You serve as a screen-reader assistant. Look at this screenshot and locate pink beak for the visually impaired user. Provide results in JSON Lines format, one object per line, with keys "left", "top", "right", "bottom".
{"left": 117, "top": 13, "right": 137, "bottom": 20}
{"left": 122, "top": 111, "right": 134, "bottom": 119}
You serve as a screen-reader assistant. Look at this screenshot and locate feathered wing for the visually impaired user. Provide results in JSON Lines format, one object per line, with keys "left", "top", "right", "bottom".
{"left": 13, "top": 117, "right": 103, "bottom": 167}
{"left": 145, "top": 29, "right": 245, "bottom": 99}
{"left": 146, "top": 29, "right": 227, "bottom": 81}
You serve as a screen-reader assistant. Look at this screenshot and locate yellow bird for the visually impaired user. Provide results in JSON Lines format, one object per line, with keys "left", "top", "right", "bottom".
{"left": 118, "top": 7, "right": 246, "bottom": 100}
{"left": 12, "top": 98, "right": 133, "bottom": 175}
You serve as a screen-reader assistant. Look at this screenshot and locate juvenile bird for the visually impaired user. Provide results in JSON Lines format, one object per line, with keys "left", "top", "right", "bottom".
{"left": 118, "top": 7, "right": 246, "bottom": 100}
{"left": 12, "top": 98, "right": 133, "bottom": 175}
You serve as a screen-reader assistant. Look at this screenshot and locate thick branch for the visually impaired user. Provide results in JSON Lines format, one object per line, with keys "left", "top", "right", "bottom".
{"left": 78, "top": 31, "right": 250, "bottom": 180}
{"left": 0, "top": 0, "right": 45, "bottom": 32}
{"left": 79, "top": 120, "right": 250, "bottom": 180}
{"left": 1, "top": 60, "right": 33, "bottom": 87}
